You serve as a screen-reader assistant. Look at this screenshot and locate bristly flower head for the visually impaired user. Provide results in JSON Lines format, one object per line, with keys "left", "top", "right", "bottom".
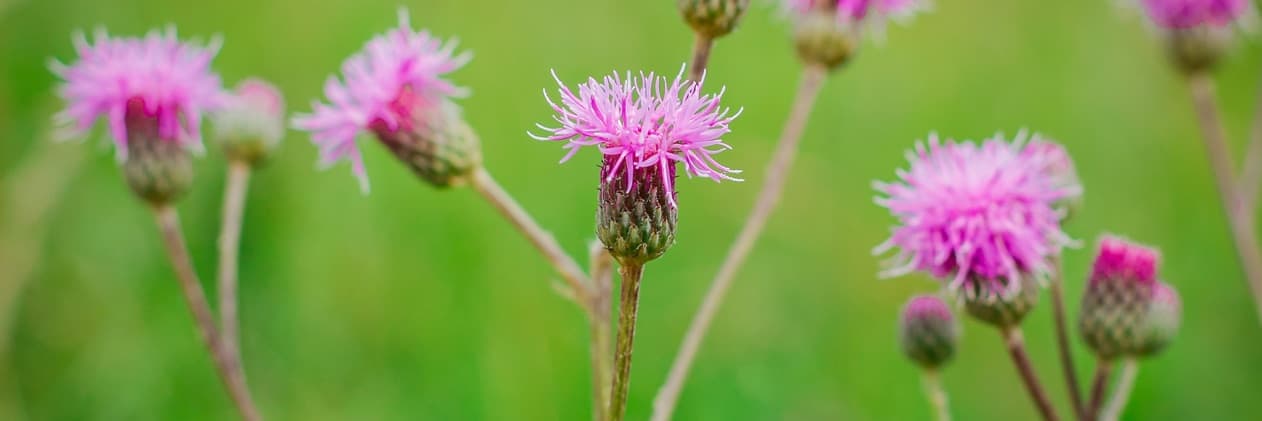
{"left": 785, "top": 0, "right": 926, "bottom": 24}
{"left": 293, "top": 8, "right": 471, "bottom": 192}
{"left": 1079, "top": 235, "right": 1163, "bottom": 359}
{"left": 874, "top": 132, "right": 1079, "bottom": 296}
{"left": 531, "top": 64, "right": 742, "bottom": 208}
{"left": 898, "top": 294, "right": 958, "bottom": 369}
{"left": 50, "top": 27, "right": 225, "bottom": 161}
{"left": 1139, "top": 0, "right": 1251, "bottom": 28}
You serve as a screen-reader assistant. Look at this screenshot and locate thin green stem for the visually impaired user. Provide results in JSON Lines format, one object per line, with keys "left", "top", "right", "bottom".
{"left": 688, "top": 33, "right": 714, "bottom": 82}
{"left": 588, "top": 245, "right": 615, "bottom": 421}
{"left": 1085, "top": 359, "right": 1113, "bottom": 421}
{"left": 608, "top": 263, "right": 644, "bottom": 421}
{"left": 1049, "top": 257, "right": 1085, "bottom": 420}
{"left": 1099, "top": 358, "right": 1138, "bottom": 421}
{"left": 152, "top": 205, "right": 262, "bottom": 421}
{"left": 651, "top": 65, "right": 828, "bottom": 421}
{"left": 217, "top": 160, "right": 252, "bottom": 369}
{"left": 1001, "top": 327, "right": 1060, "bottom": 421}
{"left": 921, "top": 369, "right": 951, "bottom": 421}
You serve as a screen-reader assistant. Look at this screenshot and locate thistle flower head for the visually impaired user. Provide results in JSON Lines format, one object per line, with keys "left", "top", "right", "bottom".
{"left": 214, "top": 78, "right": 285, "bottom": 165}
{"left": 1139, "top": 0, "right": 1250, "bottom": 28}
{"left": 679, "top": 0, "right": 752, "bottom": 38}
{"left": 1080, "top": 235, "right": 1162, "bottom": 359}
{"left": 50, "top": 27, "right": 225, "bottom": 161}
{"left": 874, "top": 132, "right": 1078, "bottom": 297}
{"left": 898, "top": 294, "right": 958, "bottom": 369}
{"left": 293, "top": 9, "right": 471, "bottom": 192}
{"left": 531, "top": 65, "right": 742, "bottom": 208}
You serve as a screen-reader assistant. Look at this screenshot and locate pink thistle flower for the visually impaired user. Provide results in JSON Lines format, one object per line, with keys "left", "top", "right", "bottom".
{"left": 1139, "top": 0, "right": 1251, "bottom": 28}
{"left": 785, "top": 0, "right": 925, "bottom": 23}
{"left": 874, "top": 133, "right": 1079, "bottom": 296}
{"left": 50, "top": 27, "right": 225, "bottom": 161}
{"left": 292, "top": 9, "right": 471, "bottom": 192}
{"left": 531, "top": 65, "right": 742, "bottom": 208}
{"left": 1090, "top": 235, "right": 1160, "bottom": 288}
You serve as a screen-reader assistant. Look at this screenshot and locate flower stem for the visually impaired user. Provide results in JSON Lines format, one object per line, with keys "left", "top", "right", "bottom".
{"left": 152, "top": 205, "right": 262, "bottom": 421}
{"left": 1001, "top": 327, "right": 1060, "bottom": 421}
{"left": 921, "top": 368, "right": 951, "bottom": 421}
{"left": 217, "top": 160, "right": 252, "bottom": 369}
{"left": 651, "top": 65, "right": 827, "bottom": 421}
{"left": 1085, "top": 359, "right": 1112, "bottom": 421}
{"left": 588, "top": 246, "right": 615, "bottom": 421}
{"left": 688, "top": 33, "right": 714, "bottom": 82}
{"left": 1235, "top": 71, "right": 1262, "bottom": 213}
{"left": 1187, "top": 72, "right": 1262, "bottom": 325}
{"left": 608, "top": 263, "right": 644, "bottom": 421}
{"left": 469, "top": 167, "right": 591, "bottom": 300}
{"left": 1099, "top": 358, "right": 1138, "bottom": 421}
{"left": 1049, "top": 258, "right": 1085, "bottom": 420}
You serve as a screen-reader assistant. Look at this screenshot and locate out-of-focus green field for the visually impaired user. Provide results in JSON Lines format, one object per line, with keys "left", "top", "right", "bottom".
{"left": 3, "top": 0, "right": 1262, "bottom": 419}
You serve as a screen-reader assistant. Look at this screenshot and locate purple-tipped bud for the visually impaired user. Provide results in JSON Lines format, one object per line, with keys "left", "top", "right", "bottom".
{"left": 1079, "top": 235, "right": 1160, "bottom": 360}
{"left": 120, "top": 98, "right": 195, "bottom": 205}
{"left": 370, "top": 99, "right": 481, "bottom": 188}
{"left": 962, "top": 274, "right": 1040, "bottom": 328}
{"left": 214, "top": 79, "right": 285, "bottom": 166}
{"left": 1136, "top": 0, "right": 1253, "bottom": 73}
{"left": 679, "top": 0, "right": 752, "bottom": 38}
{"left": 1136, "top": 282, "right": 1181, "bottom": 357}
{"left": 899, "top": 295, "right": 959, "bottom": 369}
{"left": 597, "top": 155, "right": 678, "bottom": 265}
{"left": 793, "top": 10, "right": 859, "bottom": 70}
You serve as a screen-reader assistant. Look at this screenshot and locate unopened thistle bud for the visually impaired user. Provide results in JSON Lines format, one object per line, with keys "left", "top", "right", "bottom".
{"left": 1079, "top": 236, "right": 1160, "bottom": 360}
{"left": 875, "top": 134, "right": 1078, "bottom": 328}
{"left": 50, "top": 28, "right": 224, "bottom": 206}
{"left": 1135, "top": 0, "right": 1251, "bottom": 74}
{"left": 293, "top": 9, "right": 475, "bottom": 192}
{"left": 533, "top": 65, "right": 742, "bottom": 265}
{"left": 962, "top": 275, "right": 1041, "bottom": 328}
{"left": 899, "top": 295, "right": 959, "bottom": 369}
{"left": 1135, "top": 281, "right": 1181, "bottom": 357}
{"left": 214, "top": 79, "right": 285, "bottom": 166}
{"left": 679, "top": 0, "right": 752, "bottom": 38}
{"left": 793, "top": 11, "right": 858, "bottom": 70}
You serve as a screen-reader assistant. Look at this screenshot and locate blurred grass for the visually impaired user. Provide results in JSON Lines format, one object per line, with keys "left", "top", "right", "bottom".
{"left": 3, "top": 0, "right": 1262, "bottom": 420}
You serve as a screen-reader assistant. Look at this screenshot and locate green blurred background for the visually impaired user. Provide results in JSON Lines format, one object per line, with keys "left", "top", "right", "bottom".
{"left": 3, "top": 0, "right": 1262, "bottom": 419}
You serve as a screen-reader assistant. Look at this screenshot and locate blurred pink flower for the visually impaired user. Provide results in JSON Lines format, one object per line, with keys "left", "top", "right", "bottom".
{"left": 1091, "top": 235, "right": 1160, "bottom": 288}
{"left": 1139, "top": 0, "right": 1250, "bottom": 28}
{"left": 875, "top": 133, "right": 1078, "bottom": 295}
{"left": 532, "top": 65, "right": 742, "bottom": 208}
{"left": 50, "top": 27, "right": 225, "bottom": 161}
{"left": 785, "top": 0, "right": 925, "bottom": 22}
{"left": 293, "top": 9, "right": 470, "bottom": 192}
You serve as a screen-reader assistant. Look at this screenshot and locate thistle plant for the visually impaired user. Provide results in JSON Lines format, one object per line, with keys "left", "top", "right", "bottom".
{"left": 899, "top": 295, "right": 958, "bottom": 421}
{"left": 875, "top": 133, "right": 1080, "bottom": 421}
{"left": 211, "top": 78, "right": 285, "bottom": 374}
{"left": 654, "top": 2, "right": 925, "bottom": 418}
{"left": 49, "top": 28, "right": 263, "bottom": 421}
{"left": 533, "top": 66, "right": 742, "bottom": 421}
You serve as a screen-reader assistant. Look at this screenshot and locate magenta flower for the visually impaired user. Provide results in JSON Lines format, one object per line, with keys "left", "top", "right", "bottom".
{"left": 786, "top": 0, "right": 925, "bottom": 23}
{"left": 874, "top": 133, "right": 1079, "bottom": 295}
{"left": 1139, "top": 0, "right": 1250, "bottom": 28}
{"left": 50, "top": 27, "right": 225, "bottom": 161}
{"left": 293, "top": 9, "right": 471, "bottom": 192}
{"left": 531, "top": 65, "right": 742, "bottom": 208}
{"left": 1091, "top": 236, "right": 1159, "bottom": 288}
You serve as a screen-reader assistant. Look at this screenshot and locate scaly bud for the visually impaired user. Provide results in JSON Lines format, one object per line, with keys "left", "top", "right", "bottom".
{"left": 597, "top": 157, "right": 678, "bottom": 265}
{"left": 214, "top": 79, "right": 285, "bottom": 166}
{"left": 962, "top": 274, "right": 1040, "bottom": 328}
{"left": 120, "top": 98, "right": 195, "bottom": 205}
{"left": 1079, "top": 236, "right": 1160, "bottom": 360}
{"left": 899, "top": 295, "right": 959, "bottom": 369}
{"left": 793, "top": 10, "right": 858, "bottom": 70}
{"left": 1135, "top": 282, "right": 1181, "bottom": 357}
{"left": 679, "top": 0, "right": 751, "bottom": 38}
{"left": 371, "top": 99, "right": 481, "bottom": 188}
{"left": 1168, "top": 26, "right": 1233, "bottom": 75}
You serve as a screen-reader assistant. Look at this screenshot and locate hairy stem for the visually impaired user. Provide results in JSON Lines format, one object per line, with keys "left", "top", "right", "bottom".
{"left": 921, "top": 368, "right": 951, "bottom": 421}
{"left": 608, "top": 263, "right": 644, "bottom": 421}
{"left": 1188, "top": 72, "right": 1262, "bottom": 325}
{"left": 217, "top": 160, "right": 251, "bottom": 369}
{"left": 1086, "top": 359, "right": 1112, "bottom": 421}
{"left": 651, "top": 65, "right": 828, "bottom": 421}
{"left": 688, "top": 33, "right": 714, "bottom": 82}
{"left": 1099, "top": 358, "right": 1138, "bottom": 421}
{"left": 1049, "top": 258, "right": 1085, "bottom": 420}
{"left": 152, "top": 206, "right": 262, "bottom": 421}
{"left": 1001, "top": 327, "right": 1060, "bottom": 421}
{"left": 469, "top": 167, "right": 591, "bottom": 299}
